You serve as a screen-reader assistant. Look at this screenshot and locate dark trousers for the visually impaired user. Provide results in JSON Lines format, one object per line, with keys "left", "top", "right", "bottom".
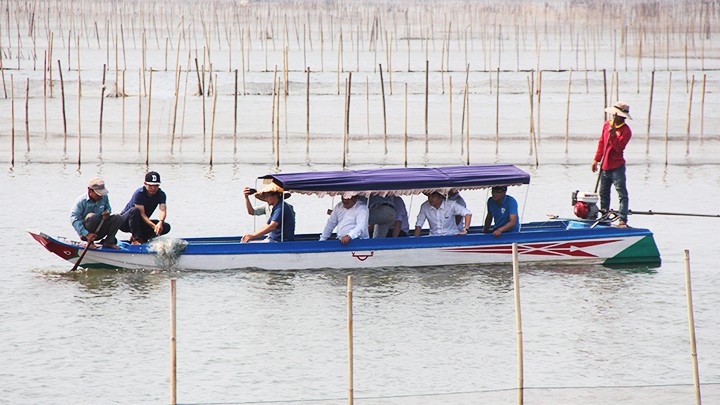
{"left": 83, "top": 213, "right": 124, "bottom": 245}
{"left": 119, "top": 207, "right": 171, "bottom": 242}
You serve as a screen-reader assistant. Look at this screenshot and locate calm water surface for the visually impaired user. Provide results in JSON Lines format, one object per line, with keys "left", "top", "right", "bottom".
{"left": 2, "top": 160, "right": 720, "bottom": 404}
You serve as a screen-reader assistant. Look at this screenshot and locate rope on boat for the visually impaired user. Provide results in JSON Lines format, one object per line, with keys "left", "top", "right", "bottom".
{"left": 148, "top": 237, "right": 188, "bottom": 269}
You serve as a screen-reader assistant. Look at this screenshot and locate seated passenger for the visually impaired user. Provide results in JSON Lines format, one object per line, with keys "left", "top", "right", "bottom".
{"left": 320, "top": 195, "right": 369, "bottom": 245}
{"left": 483, "top": 186, "right": 519, "bottom": 238}
{"left": 447, "top": 189, "right": 468, "bottom": 233}
{"left": 388, "top": 195, "right": 410, "bottom": 237}
{"left": 414, "top": 192, "right": 472, "bottom": 236}
{"left": 241, "top": 183, "right": 295, "bottom": 242}
{"left": 367, "top": 195, "right": 396, "bottom": 238}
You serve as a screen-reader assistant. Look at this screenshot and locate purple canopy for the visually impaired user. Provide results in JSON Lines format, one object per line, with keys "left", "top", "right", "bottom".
{"left": 260, "top": 165, "right": 530, "bottom": 196}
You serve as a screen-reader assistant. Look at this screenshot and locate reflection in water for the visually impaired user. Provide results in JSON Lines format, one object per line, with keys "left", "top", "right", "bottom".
{"left": 38, "top": 268, "right": 170, "bottom": 296}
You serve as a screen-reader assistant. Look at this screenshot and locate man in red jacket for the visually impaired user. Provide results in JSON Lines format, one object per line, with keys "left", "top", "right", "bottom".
{"left": 592, "top": 101, "right": 632, "bottom": 228}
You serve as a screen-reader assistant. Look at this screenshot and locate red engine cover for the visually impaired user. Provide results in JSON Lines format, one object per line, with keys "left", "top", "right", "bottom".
{"left": 574, "top": 202, "right": 589, "bottom": 219}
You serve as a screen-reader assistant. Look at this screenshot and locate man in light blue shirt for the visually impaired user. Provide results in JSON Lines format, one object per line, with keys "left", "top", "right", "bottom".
{"left": 414, "top": 192, "right": 472, "bottom": 236}
{"left": 70, "top": 177, "right": 124, "bottom": 249}
{"left": 320, "top": 195, "right": 369, "bottom": 245}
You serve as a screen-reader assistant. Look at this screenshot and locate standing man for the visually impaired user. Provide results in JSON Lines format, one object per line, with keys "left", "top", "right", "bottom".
{"left": 120, "top": 171, "right": 171, "bottom": 244}
{"left": 483, "top": 186, "right": 519, "bottom": 238}
{"left": 414, "top": 192, "right": 472, "bottom": 236}
{"left": 70, "top": 177, "right": 124, "bottom": 249}
{"left": 241, "top": 183, "right": 295, "bottom": 242}
{"left": 592, "top": 101, "right": 632, "bottom": 228}
{"left": 320, "top": 195, "right": 369, "bottom": 245}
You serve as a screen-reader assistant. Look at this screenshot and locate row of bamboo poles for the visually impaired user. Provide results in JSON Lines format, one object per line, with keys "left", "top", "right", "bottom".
{"left": 2, "top": 60, "right": 712, "bottom": 168}
{"left": 2, "top": 1, "right": 717, "bottom": 75}
{"left": 1, "top": 0, "right": 718, "bottom": 168}
{"left": 167, "top": 248, "right": 703, "bottom": 404}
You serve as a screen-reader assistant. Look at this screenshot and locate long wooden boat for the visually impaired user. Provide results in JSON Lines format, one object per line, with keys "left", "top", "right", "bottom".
{"left": 29, "top": 165, "right": 661, "bottom": 271}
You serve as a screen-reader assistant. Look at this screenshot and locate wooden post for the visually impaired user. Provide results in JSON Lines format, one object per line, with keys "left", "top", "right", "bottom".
{"left": 379, "top": 64, "right": 387, "bottom": 154}
{"left": 24, "top": 78, "right": 30, "bottom": 152}
{"left": 138, "top": 69, "right": 142, "bottom": 153}
{"left": 424, "top": 59, "right": 429, "bottom": 153}
{"left": 170, "top": 279, "right": 177, "bottom": 405}
{"left": 511, "top": 243, "right": 524, "bottom": 405}
{"left": 10, "top": 75, "right": 14, "bottom": 167}
{"left": 565, "top": 68, "right": 572, "bottom": 153}
{"left": 464, "top": 83, "right": 470, "bottom": 165}
{"left": 58, "top": 61, "right": 68, "bottom": 154}
{"left": 537, "top": 70, "right": 542, "bottom": 140}
{"left": 495, "top": 68, "right": 500, "bottom": 153}
{"left": 700, "top": 74, "right": 706, "bottom": 144}
{"left": 602, "top": 69, "right": 607, "bottom": 121}
{"left": 99, "top": 64, "right": 107, "bottom": 153}
{"left": 664, "top": 72, "right": 672, "bottom": 166}
{"left": 146, "top": 68, "right": 153, "bottom": 167}
{"left": 233, "top": 69, "right": 238, "bottom": 154}
{"left": 306, "top": 67, "right": 311, "bottom": 154}
{"left": 404, "top": 82, "right": 408, "bottom": 167}
{"left": 171, "top": 66, "right": 181, "bottom": 153}
{"left": 646, "top": 70, "right": 655, "bottom": 153}
{"left": 448, "top": 76, "right": 453, "bottom": 145}
{"left": 347, "top": 275, "right": 354, "bottom": 405}
{"left": 683, "top": 250, "right": 702, "bottom": 405}
{"left": 686, "top": 74, "right": 694, "bottom": 156}
{"left": 209, "top": 76, "right": 217, "bottom": 167}
{"left": 43, "top": 53, "right": 47, "bottom": 139}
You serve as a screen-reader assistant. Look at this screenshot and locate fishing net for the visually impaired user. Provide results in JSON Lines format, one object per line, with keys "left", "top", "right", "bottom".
{"left": 147, "top": 237, "right": 188, "bottom": 270}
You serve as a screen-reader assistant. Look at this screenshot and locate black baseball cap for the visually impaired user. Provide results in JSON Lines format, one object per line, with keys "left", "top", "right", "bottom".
{"left": 145, "top": 171, "right": 161, "bottom": 185}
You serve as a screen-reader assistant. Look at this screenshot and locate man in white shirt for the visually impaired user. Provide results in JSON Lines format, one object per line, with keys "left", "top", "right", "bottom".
{"left": 414, "top": 192, "right": 472, "bottom": 236}
{"left": 320, "top": 195, "right": 369, "bottom": 245}
{"left": 447, "top": 189, "right": 468, "bottom": 232}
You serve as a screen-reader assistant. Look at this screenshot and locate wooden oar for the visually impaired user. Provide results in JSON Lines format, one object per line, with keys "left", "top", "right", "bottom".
{"left": 71, "top": 217, "right": 105, "bottom": 271}
{"left": 629, "top": 210, "right": 720, "bottom": 218}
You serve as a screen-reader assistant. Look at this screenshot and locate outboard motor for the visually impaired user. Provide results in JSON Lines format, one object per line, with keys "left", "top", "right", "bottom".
{"left": 571, "top": 190, "right": 600, "bottom": 220}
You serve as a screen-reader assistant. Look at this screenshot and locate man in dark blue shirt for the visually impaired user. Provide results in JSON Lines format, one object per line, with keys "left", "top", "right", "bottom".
{"left": 120, "top": 171, "right": 171, "bottom": 244}
{"left": 241, "top": 183, "right": 295, "bottom": 243}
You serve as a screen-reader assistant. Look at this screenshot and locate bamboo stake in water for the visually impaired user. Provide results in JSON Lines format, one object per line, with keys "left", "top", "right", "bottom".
{"left": 404, "top": 82, "right": 408, "bottom": 167}
{"left": 170, "top": 66, "right": 181, "bottom": 153}
{"left": 664, "top": 72, "right": 672, "bottom": 166}
{"left": 347, "top": 275, "right": 354, "bottom": 405}
{"left": 686, "top": 74, "right": 694, "bottom": 156}
{"left": 683, "top": 249, "right": 702, "bottom": 405}
{"left": 511, "top": 243, "right": 524, "bottom": 405}
{"left": 464, "top": 83, "right": 470, "bottom": 165}
{"left": 565, "top": 68, "right": 572, "bottom": 153}
{"left": 536, "top": 70, "right": 542, "bottom": 141}
{"left": 58, "top": 61, "right": 68, "bottom": 154}
{"left": 24, "top": 78, "right": 30, "bottom": 152}
{"left": 424, "top": 59, "right": 429, "bottom": 153}
{"left": 233, "top": 69, "right": 238, "bottom": 154}
{"left": 646, "top": 70, "right": 655, "bottom": 153}
{"left": 306, "top": 67, "right": 311, "bottom": 154}
{"left": 138, "top": 69, "right": 142, "bottom": 153}
{"left": 700, "top": 74, "right": 706, "bottom": 144}
{"left": 145, "top": 68, "right": 153, "bottom": 167}
{"left": 170, "top": 279, "right": 177, "bottom": 405}
{"left": 495, "top": 68, "right": 500, "bottom": 153}
{"left": 209, "top": 76, "right": 217, "bottom": 166}
{"left": 448, "top": 76, "right": 453, "bottom": 145}
{"left": 379, "top": 63, "right": 387, "bottom": 154}
{"left": 43, "top": 53, "right": 47, "bottom": 139}
{"left": 10, "top": 74, "right": 14, "bottom": 167}
{"left": 99, "top": 64, "right": 107, "bottom": 153}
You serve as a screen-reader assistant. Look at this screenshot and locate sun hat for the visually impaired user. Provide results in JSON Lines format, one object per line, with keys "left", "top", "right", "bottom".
{"left": 254, "top": 183, "right": 291, "bottom": 201}
{"left": 88, "top": 177, "right": 109, "bottom": 196}
{"left": 604, "top": 101, "right": 632, "bottom": 120}
{"left": 145, "top": 171, "right": 161, "bottom": 185}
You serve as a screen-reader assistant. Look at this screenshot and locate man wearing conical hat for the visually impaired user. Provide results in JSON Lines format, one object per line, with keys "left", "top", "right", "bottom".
{"left": 591, "top": 101, "right": 633, "bottom": 228}
{"left": 241, "top": 183, "right": 295, "bottom": 242}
